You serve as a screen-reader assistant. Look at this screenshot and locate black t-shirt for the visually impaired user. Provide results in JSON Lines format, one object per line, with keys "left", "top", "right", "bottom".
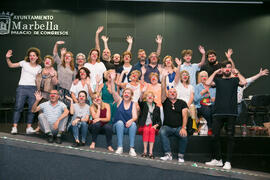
{"left": 201, "top": 62, "right": 221, "bottom": 76}
{"left": 162, "top": 98, "right": 188, "bottom": 128}
{"left": 213, "top": 77, "right": 240, "bottom": 116}
{"left": 101, "top": 58, "right": 116, "bottom": 70}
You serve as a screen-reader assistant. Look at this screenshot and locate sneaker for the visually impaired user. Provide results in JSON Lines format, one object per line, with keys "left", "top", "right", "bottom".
{"left": 223, "top": 162, "right": 232, "bottom": 170}
{"left": 11, "top": 127, "right": 18, "bottom": 134}
{"left": 47, "top": 133, "right": 54, "bottom": 143}
{"left": 26, "top": 127, "right": 36, "bottom": 134}
{"left": 55, "top": 133, "right": 62, "bottom": 144}
{"left": 205, "top": 159, "right": 223, "bottom": 167}
{"left": 129, "top": 148, "right": 137, "bottom": 157}
{"left": 115, "top": 147, "right": 123, "bottom": 155}
{"left": 160, "top": 153, "right": 172, "bottom": 161}
{"left": 178, "top": 157, "right": 185, "bottom": 163}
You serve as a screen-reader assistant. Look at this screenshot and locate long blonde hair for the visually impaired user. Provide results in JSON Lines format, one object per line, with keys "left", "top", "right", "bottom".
{"left": 90, "top": 92, "right": 105, "bottom": 112}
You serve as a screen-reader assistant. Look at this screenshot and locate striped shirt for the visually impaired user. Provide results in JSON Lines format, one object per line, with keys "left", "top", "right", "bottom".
{"left": 39, "top": 101, "right": 67, "bottom": 125}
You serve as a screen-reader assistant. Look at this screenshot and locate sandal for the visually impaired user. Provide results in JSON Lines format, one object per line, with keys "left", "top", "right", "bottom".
{"left": 149, "top": 154, "right": 155, "bottom": 159}
{"left": 141, "top": 153, "right": 147, "bottom": 158}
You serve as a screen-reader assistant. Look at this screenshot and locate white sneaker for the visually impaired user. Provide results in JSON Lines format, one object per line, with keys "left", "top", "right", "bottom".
{"left": 160, "top": 153, "right": 172, "bottom": 161}
{"left": 178, "top": 158, "right": 185, "bottom": 163}
{"left": 26, "top": 127, "right": 36, "bottom": 134}
{"left": 129, "top": 148, "right": 137, "bottom": 157}
{"left": 11, "top": 127, "right": 18, "bottom": 134}
{"left": 223, "top": 162, "right": 232, "bottom": 170}
{"left": 205, "top": 159, "right": 223, "bottom": 167}
{"left": 115, "top": 147, "right": 123, "bottom": 155}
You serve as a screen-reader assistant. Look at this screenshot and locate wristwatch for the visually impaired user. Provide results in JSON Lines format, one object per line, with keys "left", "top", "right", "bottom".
{"left": 182, "top": 126, "right": 187, "bottom": 130}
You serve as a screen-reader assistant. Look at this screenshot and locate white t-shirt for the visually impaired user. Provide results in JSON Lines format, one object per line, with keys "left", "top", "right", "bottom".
{"left": 174, "top": 81, "right": 194, "bottom": 104}
{"left": 126, "top": 83, "right": 141, "bottom": 102}
{"left": 84, "top": 62, "right": 106, "bottom": 85}
{"left": 18, "top": 60, "right": 41, "bottom": 86}
{"left": 70, "top": 81, "right": 94, "bottom": 99}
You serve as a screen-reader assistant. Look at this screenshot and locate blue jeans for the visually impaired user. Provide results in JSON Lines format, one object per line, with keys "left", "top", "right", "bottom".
{"left": 13, "top": 85, "right": 37, "bottom": 124}
{"left": 72, "top": 121, "right": 89, "bottom": 143}
{"left": 113, "top": 120, "right": 137, "bottom": 148}
{"left": 159, "top": 125, "right": 188, "bottom": 154}
{"left": 197, "top": 105, "right": 214, "bottom": 129}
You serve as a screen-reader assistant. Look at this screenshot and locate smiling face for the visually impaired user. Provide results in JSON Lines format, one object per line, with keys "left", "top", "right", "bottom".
{"left": 145, "top": 92, "right": 154, "bottom": 103}
{"left": 168, "top": 88, "right": 177, "bottom": 100}
{"left": 222, "top": 63, "right": 232, "bottom": 77}
{"left": 138, "top": 50, "right": 146, "bottom": 61}
{"left": 181, "top": 72, "right": 189, "bottom": 83}
{"left": 64, "top": 53, "right": 72, "bottom": 64}
{"left": 29, "top": 52, "right": 38, "bottom": 64}
{"left": 123, "top": 54, "right": 131, "bottom": 63}
{"left": 93, "top": 94, "right": 102, "bottom": 104}
{"left": 49, "top": 90, "right": 59, "bottom": 103}
{"left": 102, "top": 49, "right": 111, "bottom": 60}
{"left": 149, "top": 53, "right": 158, "bottom": 65}
{"left": 79, "top": 68, "right": 87, "bottom": 80}
{"left": 207, "top": 53, "right": 217, "bottom": 64}
{"left": 199, "top": 72, "right": 208, "bottom": 83}
{"left": 44, "top": 57, "right": 52, "bottom": 68}
{"left": 78, "top": 91, "right": 87, "bottom": 103}
{"left": 150, "top": 73, "right": 158, "bottom": 85}
{"left": 122, "top": 88, "right": 133, "bottom": 101}
{"left": 76, "top": 55, "right": 85, "bottom": 66}
{"left": 90, "top": 50, "right": 99, "bottom": 61}
{"left": 165, "top": 57, "right": 172, "bottom": 67}
{"left": 113, "top": 54, "right": 121, "bottom": 64}
{"left": 183, "top": 54, "right": 192, "bottom": 63}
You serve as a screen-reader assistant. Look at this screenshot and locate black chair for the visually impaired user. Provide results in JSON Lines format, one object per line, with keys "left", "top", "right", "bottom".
{"left": 247, "top": 94, "right": 270, "bottom": 135}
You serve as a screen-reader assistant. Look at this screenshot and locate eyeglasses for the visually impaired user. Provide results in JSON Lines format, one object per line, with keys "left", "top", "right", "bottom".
{"left": 49, "top": 93, "right": 58, "bottom": 95}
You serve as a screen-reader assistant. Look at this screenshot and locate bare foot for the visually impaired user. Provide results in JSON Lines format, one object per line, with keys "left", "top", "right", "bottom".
{"left": 90, "top": 142, "right": 95, "bottom": 149}
{"left": 108, "top": 146, "right": 114, "bottom": 152}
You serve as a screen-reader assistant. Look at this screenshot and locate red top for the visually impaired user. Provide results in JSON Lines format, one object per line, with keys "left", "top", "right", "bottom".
{"left": 100, "top": 108, "right": 107, "bottom": 126}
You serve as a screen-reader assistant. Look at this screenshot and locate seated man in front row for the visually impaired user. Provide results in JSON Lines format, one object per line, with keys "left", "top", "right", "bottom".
{"left": 32, "top": 89, "right": 69, "bottom": 144}
{"left": 159, "top": 71, "right": 189, "bottom": 163}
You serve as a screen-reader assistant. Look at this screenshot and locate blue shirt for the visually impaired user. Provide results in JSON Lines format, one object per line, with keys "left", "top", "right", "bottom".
{"left": 144, "top": 64, "right": 160, "bottom": 83}
{"left": 194, "top": 83, "right": 216, "bottom": 108}
{"left": 39, "top": 101, "right": 67, "bottom": 125}
{"left": 181, "top": 63, "right": 200, "bottom": 87}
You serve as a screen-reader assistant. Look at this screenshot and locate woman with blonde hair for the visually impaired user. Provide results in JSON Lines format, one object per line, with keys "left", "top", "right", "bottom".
{"left": 89, "top": 92, "right": 113, "bottom": 151}
{"left": 194, "top": 71, "right": 216, "bottom": 135}
{"left": 110, "top": 71, "right": 138, "bottom": 156}
{"left": 138, "top": 91, "right": 161, "bottom": 159}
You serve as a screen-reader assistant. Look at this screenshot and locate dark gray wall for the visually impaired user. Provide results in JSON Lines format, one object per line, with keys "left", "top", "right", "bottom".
{"left": 1, "top": 0, "right": 270, "bottom": 101}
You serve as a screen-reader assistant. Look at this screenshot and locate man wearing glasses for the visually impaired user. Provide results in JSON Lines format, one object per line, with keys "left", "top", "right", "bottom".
{"left": 32, "top": 89, "right": 69, "bottom": 144}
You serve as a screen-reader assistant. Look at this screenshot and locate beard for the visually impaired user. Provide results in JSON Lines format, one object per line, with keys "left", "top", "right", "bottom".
{"left": 209, "top": 60, "right": 217, "bottom": 65}
{"left": 223, "top": 71, "right": 231, "bottom": 77}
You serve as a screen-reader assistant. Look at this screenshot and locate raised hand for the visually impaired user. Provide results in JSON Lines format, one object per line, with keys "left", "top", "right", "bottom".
{"left": 126, "top": 35, "right": 133, "bottom": 44}
{"left": 6, "top": 50, "right": 13, "bottom": 58}
{"left": 56, "top": 41, "right": 65, "bottom": 45}
{"left": 110, "top": 71, "right": 116, "bottom": 80}
{"left": 225, "top": 48, "right": 233, "bottom": 59}
{"left": 259, "top": 68, "right": 269, "bottom": 76}
{"left": 96, "top": 26, "right": 104, "bottom": 34}
{"left": 157, "top": 64, "right": 163, "bottom": 73}
{"left": 175, "top": 57, "right": 182, "bottom": 66}
{"left": 34, "top": 91, "right": 43, "bottom": 101}
{"left": 60, "top": 48, "right": 67, "bottom": 56}
{"left": 198, "top": 45, "right": 205, "bottom": 54}
{"left": 101, "top": 35, "right": 109, "bottom": 42}
{"left": 156, "top": 35, "right": 163, "bottom": 44}
{"left": 65, "top": 95, "right": 73, "bottom": 102}
{"left": 95, "top": 74, "right": 102, "bottom": 84}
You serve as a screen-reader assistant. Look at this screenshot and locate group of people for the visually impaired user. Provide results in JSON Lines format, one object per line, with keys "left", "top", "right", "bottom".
{"left": 5, "top": 26, "right": 269, "bottom": 170}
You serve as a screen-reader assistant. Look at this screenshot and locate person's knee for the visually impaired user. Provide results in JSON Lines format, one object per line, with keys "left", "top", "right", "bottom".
{"left": 81, "top": 121, "right": 88, "bottom": 127}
